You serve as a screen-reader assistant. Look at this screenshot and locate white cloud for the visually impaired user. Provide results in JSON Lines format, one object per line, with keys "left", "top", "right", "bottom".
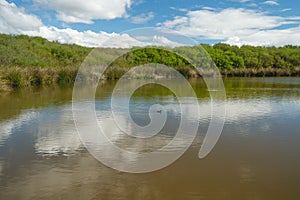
{"left": 161, "top": 16, "right": 188, "bottom": 29}
{"left": 239, "top": 0, "right": 251, "bottom": 3}
{"left": 225, "top": 26, "right": 300, "bottom": 46}
{"left": 103, "top": 34, "right": 187, "bottom": 48}
{"left": 0, "top": 0, "right": 186, "bottom": 48}
{"left": 202, "top": 6, "right": 215, "bottom": 11}
{"left": 263, "top": 1, "right": 279, "bottom": 6}
{"left": 130, "top": 12, "right": 154, "bottom": 24}
{"left": 0, "top": 0, "right": 43, "bottom": 33}
{"left": 0, "top": 2, "right": 123, "bottom": 48}
{"left": 162, "top": 8, "right": 287, "bottom": 39}
{"left": 33, "top": 0, "right": 132, "bottom": 24}
{"left": 101, "top": 33, "right": 149, "bottom": 48}
{"left": 1, "top": 0, "right": 299, "bottom": 47}
{"left": 170, "top": 7, "right": 188, "bottom": 12}
{"left": 24, "top": 26, "right": 124, "bottom": 47}
{"left": 25, "top": 27, "right": 186, "bottom": 48}
{"left": 151, "top": 35, "right": 186, "bottom": 48}
{"left": 161, "top": 8, "right": 300, "bottom": 46}
{"left": 24, "top": 26, "right": 169, "bottom": 48}
{"left": 247, "top": 3, "right": 258, "bottom": 7}
{"left": 281, "top": 8, "right": 292, "bottom": 12}
{"left": 178, "top": 8, "right": 188, "bottom": 12}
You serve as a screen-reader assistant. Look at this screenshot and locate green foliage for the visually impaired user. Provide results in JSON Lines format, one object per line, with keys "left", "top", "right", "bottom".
{"left": 112, "top": 47, "right": 191, "bottom": 68}
{"left": 0, "top": 34, "right": 91, "bottom": 68}
{"left": 0, "top": 34, "right": 300, "bottom": 71}
{"left": 1, "top": 33, "right": 300, "bottom": 90}
{"left": 190, "top": 44, "right": 300, "bottom": 69}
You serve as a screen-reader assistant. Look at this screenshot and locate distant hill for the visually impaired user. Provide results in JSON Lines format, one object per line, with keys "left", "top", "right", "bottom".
{"left": 1, "top": 33, "right": 300, "bottom": 69}
{"left": 0, "top": 33, "right": 300, "bottom": 90}
{"left": 0, "top": 34, "right": 91, "bottom": 68}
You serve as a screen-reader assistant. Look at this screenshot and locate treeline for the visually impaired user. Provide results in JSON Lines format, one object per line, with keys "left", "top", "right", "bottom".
{"left": 109, "top": 45, "right": 300, "bottom": 78}
{"left": 1, "top": 34, "right": 300, "bottom": 90}
{"left": 201, "top": 43, "right": 300, "bottom": 69}
{"left": 111, "top": 44, "right": 300, "bottom": 70}
{"left": 1, "top": 34, "right": 300, "bottom": 70}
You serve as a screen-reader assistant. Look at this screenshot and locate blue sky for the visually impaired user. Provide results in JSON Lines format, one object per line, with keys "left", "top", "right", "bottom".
{"left": 1, "top": 0, "right": 300, "bottom": 47}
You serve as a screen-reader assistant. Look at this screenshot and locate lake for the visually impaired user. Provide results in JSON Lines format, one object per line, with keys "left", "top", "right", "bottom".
{"left": 0, "top": 77, "right": 300, "bottom": 199}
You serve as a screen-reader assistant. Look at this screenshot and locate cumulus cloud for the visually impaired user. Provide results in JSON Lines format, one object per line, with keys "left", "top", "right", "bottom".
{"left": 1, "top": 0, "right": 299, "bottom": 47}
{"left": 0, "top": 0, "right": 187, "bottom": 48}
{"left": 130, "top": 12, "right": 154, "bottom": 24}
{"left": 0, "top": 0, "right": 43, "bottom": 33}
{"left": 162, "top": 8, "right": 287, "bottom": 39}
{"left": 0, "top": 1, "right": 114, "bottom": 47}
{"left": 151, "top": 35, "right": 185, "bottom": 47}
{"left": 161, "top": 8, "right": 300, "bottom": 46}
{"left": 33, "top": 0, "right": 132, "bottom": 24}
{"left": 24, "top": 26, "right": 125, "bottom": 47}
{"left": 23, "top": 26, "right": 185, "bottom": 48}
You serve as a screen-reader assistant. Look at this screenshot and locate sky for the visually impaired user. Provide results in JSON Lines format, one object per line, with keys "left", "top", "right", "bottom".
{"left": 0, "top": 0, "right": 300, "bottom": 47}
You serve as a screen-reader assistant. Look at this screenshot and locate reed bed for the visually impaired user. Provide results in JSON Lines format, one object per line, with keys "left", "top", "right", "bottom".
{"left": 1, "top": 66, "right": 300, "bottom": 92}
{"left": 0, "top": 66, "right": 78, "bottom": 90}
{"left": 221, "top": 67, "right": 300, "bottom": 77}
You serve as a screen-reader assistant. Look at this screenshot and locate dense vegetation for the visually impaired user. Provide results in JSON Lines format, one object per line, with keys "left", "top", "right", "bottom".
{"left": 0, "top": 33, "right": 300, "bottom": 90}
{"left": 0, "top": 34, "right": 91, "bottom": 90}
{"left": 0, "top": 34, "right": 90, "bottom": 67}
{"left": 202, "top": 43, "right": 300, "bottom": 70}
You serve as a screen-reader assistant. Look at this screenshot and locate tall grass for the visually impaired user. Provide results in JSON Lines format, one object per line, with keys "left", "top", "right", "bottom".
{"left": 1, "top": 66, "right": 300, "bottom": 92}
{"left": 222, "top": 67, "right": 300, "bottom": 77}
{"left": 6, "top": 69, "right": 23, "bottom": 88}
{"left": 0, "top": 66, "right": 78, "bottom": 89}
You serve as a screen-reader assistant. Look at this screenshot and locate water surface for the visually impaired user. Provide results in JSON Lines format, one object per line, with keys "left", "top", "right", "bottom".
{"left": 0, "top": 78, "right": 300, "bottom": 199}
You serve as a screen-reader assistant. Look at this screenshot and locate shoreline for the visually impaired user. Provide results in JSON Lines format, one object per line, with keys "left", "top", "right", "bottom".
{"left": 221, "top": 67, "right": 300, "bottom": 77}
{"left": 1, "top": 66, "right": 300, "bottom": 92}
